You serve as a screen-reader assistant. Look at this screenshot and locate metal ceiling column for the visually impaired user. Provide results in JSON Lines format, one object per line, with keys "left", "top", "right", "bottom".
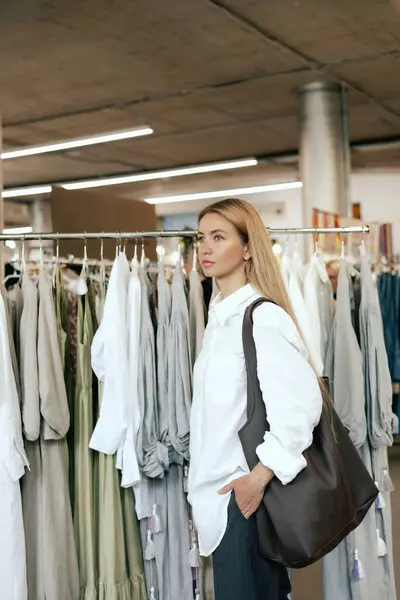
{"left": 299, "top": 81, "right": 350, "bottom": 228}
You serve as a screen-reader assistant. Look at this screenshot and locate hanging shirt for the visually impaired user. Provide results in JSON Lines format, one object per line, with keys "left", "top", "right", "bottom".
{"left": 189, "top": 269, "right": 206, "bottom": 366}
{"left": 115, "top": 257, "right": 142, "bottom": 488}
{"left": 0, "top": 292, "right": 28, "bottom": 600}
{"left": 304, "top": 254, "right": 334, "bottom": 368}
{"left": 90, "top": 253, "right": 130, "bottom": 455}
{"left": 188, "top": 283, "right": 322, "bottom": 556}
{"left": 359, "top": 253, "right": 393, "bottom": 448}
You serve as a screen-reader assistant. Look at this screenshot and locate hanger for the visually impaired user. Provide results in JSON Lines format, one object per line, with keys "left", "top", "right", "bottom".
{"left": 192, "top": 235, "right": 198, "bottom": 271}
{"left": 52, "top": 236, "right": 60, "bottom": 288}
{"left": 100, "top": 238, "right": 106, "bottom": 284}
{"left": 141, "top": 236, "right": 146, "bottom": 268}
{"left": 314, "top": 235, "right": 320, "bottom": 256}
{"left": 77, "top": 234, "right": 88, "bottom": 295}
{"left": 341, "top": 237, "right": 346, "bottom": 259}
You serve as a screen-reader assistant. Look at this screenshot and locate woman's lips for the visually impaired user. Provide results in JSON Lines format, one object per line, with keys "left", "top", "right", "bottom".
{"left": 202, "top": 260, "right": 214, "bottom": 267}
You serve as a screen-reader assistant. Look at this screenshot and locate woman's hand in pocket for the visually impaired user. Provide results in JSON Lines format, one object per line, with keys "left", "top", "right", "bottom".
{"left": 218, "top": 462, "right": 274, "bottom": 519}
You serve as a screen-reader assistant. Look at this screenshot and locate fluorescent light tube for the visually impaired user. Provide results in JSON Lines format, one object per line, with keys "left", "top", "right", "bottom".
{"left": 2, "top": 226, "right": 33, "bottom": 234}
{"left": 145, "top": 181, "right": 303, "bottom": 204}
{"left": 1, "top": 126, "right": 154, "bottom": 160}
{"left": 61, "top": 158, "right": 258, "bottom": 190}
{"left": 3, "top": 185, "right": 53, "bottom": 198}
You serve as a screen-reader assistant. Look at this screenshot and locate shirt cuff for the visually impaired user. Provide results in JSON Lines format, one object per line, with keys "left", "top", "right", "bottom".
{"left": 256, "top": 433, "right": 307, "bottom": 485}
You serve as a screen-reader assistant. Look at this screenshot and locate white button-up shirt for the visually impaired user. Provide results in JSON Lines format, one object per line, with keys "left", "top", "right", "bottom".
{"left": 188, "top": 283, "right": 322, "bottom": 556}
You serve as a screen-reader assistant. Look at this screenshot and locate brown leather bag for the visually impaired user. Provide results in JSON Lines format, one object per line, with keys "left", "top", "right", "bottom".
{"left": 239, "top": 298, "right": 378, "bottom": 569}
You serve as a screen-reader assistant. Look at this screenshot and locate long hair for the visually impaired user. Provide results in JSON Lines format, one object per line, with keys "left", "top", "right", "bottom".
{"left": 198, "top": 198, "right": 331, "bottom": 409}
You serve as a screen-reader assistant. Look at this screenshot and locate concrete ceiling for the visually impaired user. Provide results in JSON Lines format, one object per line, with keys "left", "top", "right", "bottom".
{"left": 2, "top": 0, "right": 400, "bottom": 207}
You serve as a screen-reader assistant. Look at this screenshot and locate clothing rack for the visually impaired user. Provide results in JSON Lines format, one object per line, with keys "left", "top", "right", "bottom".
{"left": 0, "top": 225, "right": 370, "bottom": 241}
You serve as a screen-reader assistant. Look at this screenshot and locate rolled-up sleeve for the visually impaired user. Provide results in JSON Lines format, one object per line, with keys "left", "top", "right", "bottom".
{"left": 252, "top": 304, "right": 323, "bottom": 485}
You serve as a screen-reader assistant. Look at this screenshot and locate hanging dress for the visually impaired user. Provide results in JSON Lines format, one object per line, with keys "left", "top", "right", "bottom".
{"left": 90, "top": 258, "right": 147, "bottom": 600}
{"left": 359, "top": 253, "right": 396, "bottom": 600}
{"left": 188, "top": 268, "right": 206, "bottom": 367}
{"left": 166, "top": 264, "right": 193, "bottom": 600}
{"left": 22, "top": 272, "right": 79, "bottom": 600}
{"left": 323, "top": 261, "right": 377, "bottom": 600}
{"left": 0, "top": 291, "right": 28, "bottom": 600}
{"left": 74, "top": 284, "right": 97, "bottom": 600}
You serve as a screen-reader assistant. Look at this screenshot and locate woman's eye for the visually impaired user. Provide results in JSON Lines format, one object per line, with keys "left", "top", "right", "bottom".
{"left": 198, "top": 237, "right": 205, "bottom": 244}
{"left": 214, "top": 235, "right": 223, "bottom": 241}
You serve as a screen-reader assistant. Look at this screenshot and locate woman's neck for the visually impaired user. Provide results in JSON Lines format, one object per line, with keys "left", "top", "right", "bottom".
{"left": 217, "top": 273, "right": 248, "bottom": 300}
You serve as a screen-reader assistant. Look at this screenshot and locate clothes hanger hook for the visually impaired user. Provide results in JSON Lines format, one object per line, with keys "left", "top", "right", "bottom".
{"left": 100, "top": 237, "right": 104, "bottom": 263}
{"left": 83, "top": 233, "right": 88, "bottom": 263}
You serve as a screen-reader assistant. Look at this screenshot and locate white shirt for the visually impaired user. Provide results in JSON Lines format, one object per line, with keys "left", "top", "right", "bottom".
{"left": 188, "top": 284, "right": 322, "bottom": 557}
{"left": 0, "top": 294, "right": 28, "bottom": 600}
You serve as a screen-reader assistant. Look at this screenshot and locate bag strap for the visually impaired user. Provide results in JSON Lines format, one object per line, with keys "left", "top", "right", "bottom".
{"left": 242, "top": 297, "right": 277, "bottom": 429}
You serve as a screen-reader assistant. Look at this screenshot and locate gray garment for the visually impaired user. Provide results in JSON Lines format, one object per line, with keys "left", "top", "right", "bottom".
{"left": 318, "top": 274, "right": 334, "bottom": 363}
{"left": 157, "top": 265, "right": 171, "bottom": 447}
{"left": 137, "top": 268, "right": 169, "bottom": 478}
{"left": 359, "top": 257, "right": 396, "bottom": 599}
{"left": 167, "top": 265, "right": 192, "bottom": 461}
{"left": 189, "top": 270, "right": 206, "bottom": 367}
{"left": 21, "top": 273, "right": 79, "bottom": 600}
{"left": 323, "top": 261, "right": 369, "bottom": 600}
{"left": 359, "top": 254, "right": 393, "bottom": 448}
{"left": 1, "top": 285, "right": 22, "bottom": 401}
{"left": 20, "top": 273, "right": 40, "bottom": 441}
{"left": 8, "top": 283, "right": 23, "bottom": 363}
{"left": 324, "top": 261, "right": 367, "bottom": 448}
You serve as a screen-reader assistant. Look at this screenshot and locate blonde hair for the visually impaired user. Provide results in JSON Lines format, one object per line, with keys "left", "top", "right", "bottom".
{"left": 198, "top": 198, "right": 331, "bottom": 409}
{"left": 198, "top": 198, "right": 298, "bottom": 324}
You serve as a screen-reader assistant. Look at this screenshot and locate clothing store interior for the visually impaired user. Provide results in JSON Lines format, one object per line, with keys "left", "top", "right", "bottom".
{"left": 3, "top": 2, "right": 400, "bottom": 600}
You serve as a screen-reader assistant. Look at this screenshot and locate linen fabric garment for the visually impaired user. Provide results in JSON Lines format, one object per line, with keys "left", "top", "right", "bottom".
{"left": 359, "top": 256, "right": 396, "bottom": 600}
{"left": 94, "top": 278, "right": 147, "bottom": 600}
{"left": 188, "top": 284, "right": 322, "bottom": 557}
{"left": 167, "top": 264, "right": 192, "bottom": 462}
{"left": 20, "top": 273, "right": 40, "bottom": 441}
{"left": 188, "top": 268, "right": 206, "bottom": 367}
{"left": 8, "top": 282, "right": 23, "bottom": 363}
{"left": 359, "top": 254, "right": 393, "bottom": 448}
{"left": 0, "top": 292, "right": 28, "bottom": 600}
{"left": 74, "top": 288, "right": 97, "bottom": 600}
{"left": 115, "top": 257, "right": 142, "bottom": 489}
{"left": 90, "top": 253, "right": 130, "bottom": 456}
{"left": 303, "top": 253, "right": 334, "bottom": 366}
{"left": 324, "top": 261, "right": 367, "bottom": 448}
{"left": 322, "top": 261, "right": 377, "bottom": 600}
{"left": 22, "top": 273, "right": 79, "bottom": 600}
{"left": 280, "top": 254, "right": 323, "bottom": 375}
{"left": 378, "top": 272, "right": 400, "bottom": 382}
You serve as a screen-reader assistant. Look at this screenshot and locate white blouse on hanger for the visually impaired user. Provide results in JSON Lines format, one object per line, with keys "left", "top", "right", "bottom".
{"left": 0, "top": 292, "right": 29, "bottom": 600}
{"left": 90, "top": 256, "right": 131, "bottom": 453}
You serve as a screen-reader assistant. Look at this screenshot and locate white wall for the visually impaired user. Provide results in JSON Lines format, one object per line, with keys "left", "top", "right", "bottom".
{"left": 351, "top": 172, "right": 400, "bottom": 253}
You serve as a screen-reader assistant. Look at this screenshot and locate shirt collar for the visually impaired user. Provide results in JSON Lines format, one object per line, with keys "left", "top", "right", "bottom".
{"left": 210, "top": 283, "right": 258, "bottom": 326}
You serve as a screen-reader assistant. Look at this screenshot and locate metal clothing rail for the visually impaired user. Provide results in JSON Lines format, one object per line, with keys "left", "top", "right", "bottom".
{"left": 0, "top": 225, "right": 370, "bottom": 241}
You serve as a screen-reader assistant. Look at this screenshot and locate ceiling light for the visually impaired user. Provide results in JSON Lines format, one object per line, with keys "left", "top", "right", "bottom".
{"left": 145, "top": 181, "right": 303, "bottom": 205}
{"left": 2, "top": 226, "right": 33, "bottom": 234}
{"left": 2, "top": 186, "right": 53, "bottom": 198}
{"left": 1, "top": 126, "right": 154, "bottom": 160}
{"left": 61, "top": 158, "right": 258, "bottom": 190}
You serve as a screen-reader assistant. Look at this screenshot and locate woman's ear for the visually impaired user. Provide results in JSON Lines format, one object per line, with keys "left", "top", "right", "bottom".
{"left": 244, "top": 245, "right": 251, "bottom": 261}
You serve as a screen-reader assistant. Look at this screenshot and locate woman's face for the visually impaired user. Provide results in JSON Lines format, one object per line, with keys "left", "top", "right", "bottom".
{"left": 198, "top": 212, "right": 250, "bottom": 280}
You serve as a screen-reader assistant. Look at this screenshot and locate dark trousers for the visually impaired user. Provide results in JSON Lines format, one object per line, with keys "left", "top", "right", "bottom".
{"left": 213, "top": 494, "right": 291, "bottom": 600}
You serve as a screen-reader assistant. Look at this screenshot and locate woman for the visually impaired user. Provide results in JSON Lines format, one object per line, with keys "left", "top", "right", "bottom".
{"left": 188, "top": 198, "right": 323, "bottom": 600}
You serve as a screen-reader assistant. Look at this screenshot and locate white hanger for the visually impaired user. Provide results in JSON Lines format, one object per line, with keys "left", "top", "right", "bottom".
{"left": 314, "top": 235, "right": 320, "bottom": 256}
{"left": 141, "top": 237, "right": 146, "bottom": 268}
{"left": 77, "top": 235, "right": 88, "bottom": 295}
{"left": 341, "top": 238, "right": 346, "bottom": 259}
{"left": 192, "top": 236, "right": 198, "bottom": 271}
{"left": 52, "top": 237, "right": 60, "bottom": 287}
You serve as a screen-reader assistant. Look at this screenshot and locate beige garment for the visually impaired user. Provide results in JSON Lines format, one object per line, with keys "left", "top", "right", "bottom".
{"left": 1, "top": 285, "right": 22, "bottom": 400}
{"left": 188, "top": 270, "right": 206, "bottom": 367}
{"left": 8, "top": 283, "right": 23, "bottom": 362}
{"left": 20, "top": 273, "right": 40, "bottom": 441}
{"left": 21, "top": 273, "right": 79, "bottom": 600}
{"left": 74, "top": 291, "right": 97, "bottom": 600}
